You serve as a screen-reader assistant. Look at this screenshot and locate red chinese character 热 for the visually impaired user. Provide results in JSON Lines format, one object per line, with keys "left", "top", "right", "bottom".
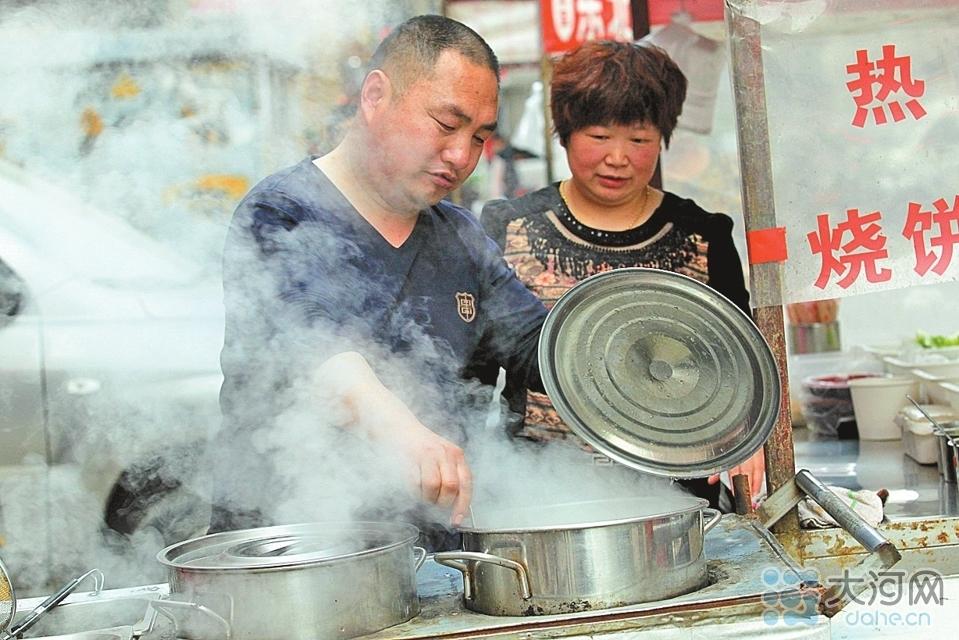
{"left": 807, "top": 209, "right": 892, "bottom": 289}
{"left": 903, "top": 195, "right": 959, "bottom": 277}
{"left": 845, "top": 44, "right": 927, "bottom": 128}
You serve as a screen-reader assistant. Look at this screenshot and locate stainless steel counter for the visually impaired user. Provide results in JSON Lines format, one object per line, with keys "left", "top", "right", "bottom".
{"left": 360, "top": 514, "right": 830, "bottom": 639}
{"left": 792, "top": 426, "right": 958, "bottom": 519}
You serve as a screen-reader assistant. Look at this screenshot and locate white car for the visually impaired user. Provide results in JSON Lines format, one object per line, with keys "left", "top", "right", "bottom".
{"left": 0, "top": 161, "right": 224, "bottom": 591}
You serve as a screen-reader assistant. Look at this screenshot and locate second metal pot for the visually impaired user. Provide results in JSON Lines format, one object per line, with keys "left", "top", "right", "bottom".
{"left": 434, "top": 496, "right": 720, "bottom": 616}
{"left": 157, "top": 522, "right": 425, "bottom": 640}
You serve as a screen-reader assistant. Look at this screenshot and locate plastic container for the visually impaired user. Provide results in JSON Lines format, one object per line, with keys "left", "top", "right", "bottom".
{"left": 900, "top": 419, "right": 938, "bottom": 464}
{"left": 895, "top": 403, "right": 957, "bottom": 464}
{"left": 848, "top": 376, "right": 919, "bottom": 440}
{"left": 884, "top": 354, "right": 959, "bottom": 377}
{"left": 788, "top": 322, "right": 841, "bottom": 354}
{"left": 801, "top": 373, "right": 882, "bottom": 439}
{"left": 910, "top": 369, "right": 959, "bottom": 404}
{"left": 939, "top": 381, "right": 959, "bottom": 412}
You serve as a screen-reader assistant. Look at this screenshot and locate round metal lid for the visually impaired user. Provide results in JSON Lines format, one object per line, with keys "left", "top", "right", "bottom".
{"left": 538, "top": 268, "right": 780, "bottom": 478}
{"left": 157, "top": 522, "right": 418, "bottom": 571}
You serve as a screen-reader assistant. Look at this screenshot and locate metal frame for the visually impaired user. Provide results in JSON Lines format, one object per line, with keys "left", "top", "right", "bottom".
{"left": 724, "top": 0, "right": 799, "bottom": 533}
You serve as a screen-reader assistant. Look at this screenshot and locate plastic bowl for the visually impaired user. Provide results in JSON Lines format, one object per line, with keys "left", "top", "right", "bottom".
{"left": 848, "top": 376, "right": 919, "bottom": 441}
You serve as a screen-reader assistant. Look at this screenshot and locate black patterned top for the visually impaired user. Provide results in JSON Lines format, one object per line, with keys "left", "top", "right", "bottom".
{"left": 481, "top": 183, "right": 750, "bottom": 444}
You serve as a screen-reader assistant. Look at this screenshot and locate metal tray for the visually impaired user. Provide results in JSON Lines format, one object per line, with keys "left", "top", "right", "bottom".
{"left": 538, "top": 268, "right": 779, "bottom": 478}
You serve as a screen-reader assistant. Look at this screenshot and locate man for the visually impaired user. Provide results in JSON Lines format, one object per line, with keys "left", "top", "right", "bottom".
{"left": 213, "top": 15, "right": 547, "bottom": 535}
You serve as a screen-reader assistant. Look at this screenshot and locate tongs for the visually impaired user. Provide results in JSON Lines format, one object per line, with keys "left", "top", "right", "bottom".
{"left": 0, "top": 569, "right": 103, "bottom": 640}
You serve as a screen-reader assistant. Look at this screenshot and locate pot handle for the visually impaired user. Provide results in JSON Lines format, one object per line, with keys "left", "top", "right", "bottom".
{"left": 149, "top": 599, "right": 232, "bottom": 640}
{"left": 702, "top": 508, "right": 722, "bottom": 535}
{"left": 413, "top": 546, "right": 428, "bottom": 572}
{"left": 432, "top": 551, "right": 532, "bottom": 601}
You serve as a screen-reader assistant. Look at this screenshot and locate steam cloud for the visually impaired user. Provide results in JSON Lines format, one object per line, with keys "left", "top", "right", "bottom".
{"left": 0, "top": 0, "right": 686, "bottom": 601}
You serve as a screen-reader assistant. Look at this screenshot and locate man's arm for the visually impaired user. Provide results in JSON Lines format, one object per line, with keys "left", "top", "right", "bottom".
{"left": 317, "top": 351, "right": 473, "bottom": 525}
{"left": 221, "top": 192, "right": 474, "bottom": 525}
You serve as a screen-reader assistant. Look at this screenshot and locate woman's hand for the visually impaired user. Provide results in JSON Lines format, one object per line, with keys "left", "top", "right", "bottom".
{"left": 707, "top": 448, "right": 766, "bottom": 498}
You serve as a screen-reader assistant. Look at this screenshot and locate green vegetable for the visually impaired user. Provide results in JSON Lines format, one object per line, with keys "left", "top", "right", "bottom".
{"left": 916, "top": 331, "right": 959, "bottom": 348}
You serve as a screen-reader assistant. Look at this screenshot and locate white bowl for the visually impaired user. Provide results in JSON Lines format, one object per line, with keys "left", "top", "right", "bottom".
{"left": 848, "top": 376, "right": 919, "bottom": 440}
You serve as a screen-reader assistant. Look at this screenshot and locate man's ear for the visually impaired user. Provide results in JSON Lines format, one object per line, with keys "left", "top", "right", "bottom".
{"left": 359, "top": 70, "right": 391, "bottom": 123}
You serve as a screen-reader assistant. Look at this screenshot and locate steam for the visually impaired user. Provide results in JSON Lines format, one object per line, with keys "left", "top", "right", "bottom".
{"left": 0, "top": 0, "right": 688, "bottom": 605}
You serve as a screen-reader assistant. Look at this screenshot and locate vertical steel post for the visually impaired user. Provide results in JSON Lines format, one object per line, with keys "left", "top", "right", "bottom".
{"left": 725, "top": 0, "right": 799, "bottom": 533}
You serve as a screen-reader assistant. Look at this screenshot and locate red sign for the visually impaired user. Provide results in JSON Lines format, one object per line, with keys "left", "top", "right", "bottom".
{"left": 540, "top": 0, "right": 633, "bottom": 55}
{"left": 648, "top": 0, "right": 725, "bottom": 26}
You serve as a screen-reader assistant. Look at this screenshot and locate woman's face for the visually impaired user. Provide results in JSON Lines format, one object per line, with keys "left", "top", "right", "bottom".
{"left": 564, "top": 122, "right": 662, "bottom": 208}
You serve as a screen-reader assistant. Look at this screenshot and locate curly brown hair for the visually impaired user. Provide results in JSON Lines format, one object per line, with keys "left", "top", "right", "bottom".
{"left": 550, "top": 40, "right": 687, "bottom": 148}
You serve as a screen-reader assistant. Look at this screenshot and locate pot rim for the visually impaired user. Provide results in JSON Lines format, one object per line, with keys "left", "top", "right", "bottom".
{"left": 157, "top": 521, "right": 419, "bottom": 572}
{"left": 457, "top": 496, "right": 710, "bottom": 534}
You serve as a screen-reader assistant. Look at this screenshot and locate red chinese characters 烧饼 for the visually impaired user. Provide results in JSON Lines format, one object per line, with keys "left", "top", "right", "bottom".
{"left": 903, "top": 195, "right": 959, "bottom": 276}
{"left": 807, "top": 208, "right": 892, "bottom": 289}
{"left": 845, "top": 44, "right": 927, "bottom": 128}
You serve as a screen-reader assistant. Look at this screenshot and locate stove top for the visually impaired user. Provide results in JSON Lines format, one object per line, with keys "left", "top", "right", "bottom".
{"left": 359, "top": 514, "right": 830, "bottom": 639}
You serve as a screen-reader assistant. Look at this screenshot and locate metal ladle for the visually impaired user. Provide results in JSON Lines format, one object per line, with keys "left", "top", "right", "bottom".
{"left": 0, "top": 569, "right": 103, "bottom": 640}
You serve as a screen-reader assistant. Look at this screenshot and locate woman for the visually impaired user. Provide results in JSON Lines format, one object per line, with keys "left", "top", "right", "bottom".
{"left": 481, "top": 40, "right": 763, "bottom": 509}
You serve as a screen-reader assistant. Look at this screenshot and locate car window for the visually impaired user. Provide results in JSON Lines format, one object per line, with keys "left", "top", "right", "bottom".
{"left": 0, "top": 256, "right": 24, "bottom": 317}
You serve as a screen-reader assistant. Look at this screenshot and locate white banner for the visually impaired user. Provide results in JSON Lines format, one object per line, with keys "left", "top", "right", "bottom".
{"left": 732, "top": 0, "right": 959, "bottom": 305}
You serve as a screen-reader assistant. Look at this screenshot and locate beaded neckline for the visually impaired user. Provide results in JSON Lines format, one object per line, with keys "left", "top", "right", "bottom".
{"left": 552, "top": 184, "right": 662, "bottom": 247}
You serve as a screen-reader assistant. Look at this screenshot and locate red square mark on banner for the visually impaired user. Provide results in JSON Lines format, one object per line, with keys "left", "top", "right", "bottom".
{"left": 747, "top": 227, "right": 788, "bottom": 264}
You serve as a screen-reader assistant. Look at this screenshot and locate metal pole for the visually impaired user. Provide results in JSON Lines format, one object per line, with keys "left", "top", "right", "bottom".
{"left": 631, "top": 0, "right": 662, "bottom": 188}
{"left": 725, "top": 0, "right": 799, "bottom": 533}
{"left": 540, "top": 53, "right": 555, "bottom": 185}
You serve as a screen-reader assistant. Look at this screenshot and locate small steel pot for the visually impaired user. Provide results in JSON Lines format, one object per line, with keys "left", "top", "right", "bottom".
{"left": 936, "top": 424, "right": 959, "bottom": 483}
{"left": 434, "top": 496, "right": 720, "bottom": 616}
{"left": 157, "top": 522, "right": 425, "bottom": 640}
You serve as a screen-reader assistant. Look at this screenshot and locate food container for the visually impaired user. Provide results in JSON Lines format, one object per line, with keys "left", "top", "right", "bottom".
{"left": 157, "top": 522, "right": 425, "bottom": 640}
{"left": 434, "top": 496, "right": 721, "bottom": 616}
{"left": 847, "top": 376, "right": 918, "bottom": 440}
{"left": 900, "top": 419, "right": 939, "bottom": 464}
{"left": 884, "top": 356, "right": 959, "bottom": 378}
{"left": 940, "top": 382, "right": 959, "bottom": 412}
{"left": 788, "top": 321, "right": 841, "bottom": 354}
{"left": 910, "top": 369, "right": 959, "bottom": 404}
{"left": 896, "top": 404, "right": 958, "bottom": 464}
{"left": 801, "top": 373, "right": 881, "bottom": 439}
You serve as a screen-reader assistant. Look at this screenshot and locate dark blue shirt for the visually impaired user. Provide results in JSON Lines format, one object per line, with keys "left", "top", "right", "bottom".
{"left": 219, "top": 157, "right": 546, "bottom": 439}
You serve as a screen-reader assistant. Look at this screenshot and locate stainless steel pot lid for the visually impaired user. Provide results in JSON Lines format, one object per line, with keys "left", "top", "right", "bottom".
{"left": 158, "top": 522, "right": 419, "bottom": 571}
{"left": 538, "top": 268, "right": 780, "bottom": 478}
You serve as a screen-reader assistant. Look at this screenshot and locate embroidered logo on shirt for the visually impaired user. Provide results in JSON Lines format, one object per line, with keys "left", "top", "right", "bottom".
{"left": 455, "top": 292, "right": 476, "bottom": 323}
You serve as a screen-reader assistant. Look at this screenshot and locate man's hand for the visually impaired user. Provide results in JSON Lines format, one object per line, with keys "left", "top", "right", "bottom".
{"left": 707, "top": 448, "right": 765, "bottom": 498}
{"left": 318, "top": 351, "right": 473, "bottom": 526}
{"left": 397, "top": 424, "right": 473, "bottom": 526}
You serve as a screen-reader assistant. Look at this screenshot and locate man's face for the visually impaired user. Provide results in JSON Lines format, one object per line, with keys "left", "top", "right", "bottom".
{"left": 365, "top": 51, "right": 498, "bottom": 216}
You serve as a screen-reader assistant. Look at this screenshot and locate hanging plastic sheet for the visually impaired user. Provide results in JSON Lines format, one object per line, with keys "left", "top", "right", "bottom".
{"left": 726, "top": 0, "right": 959, "bottom": 307}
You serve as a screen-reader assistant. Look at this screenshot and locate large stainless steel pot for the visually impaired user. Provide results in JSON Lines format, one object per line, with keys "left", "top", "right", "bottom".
{"left": 434, "top": 496, "right": 720, "bottom": 616}
{"left": 157, "top": 522, "right": 425, "bottom": 640}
